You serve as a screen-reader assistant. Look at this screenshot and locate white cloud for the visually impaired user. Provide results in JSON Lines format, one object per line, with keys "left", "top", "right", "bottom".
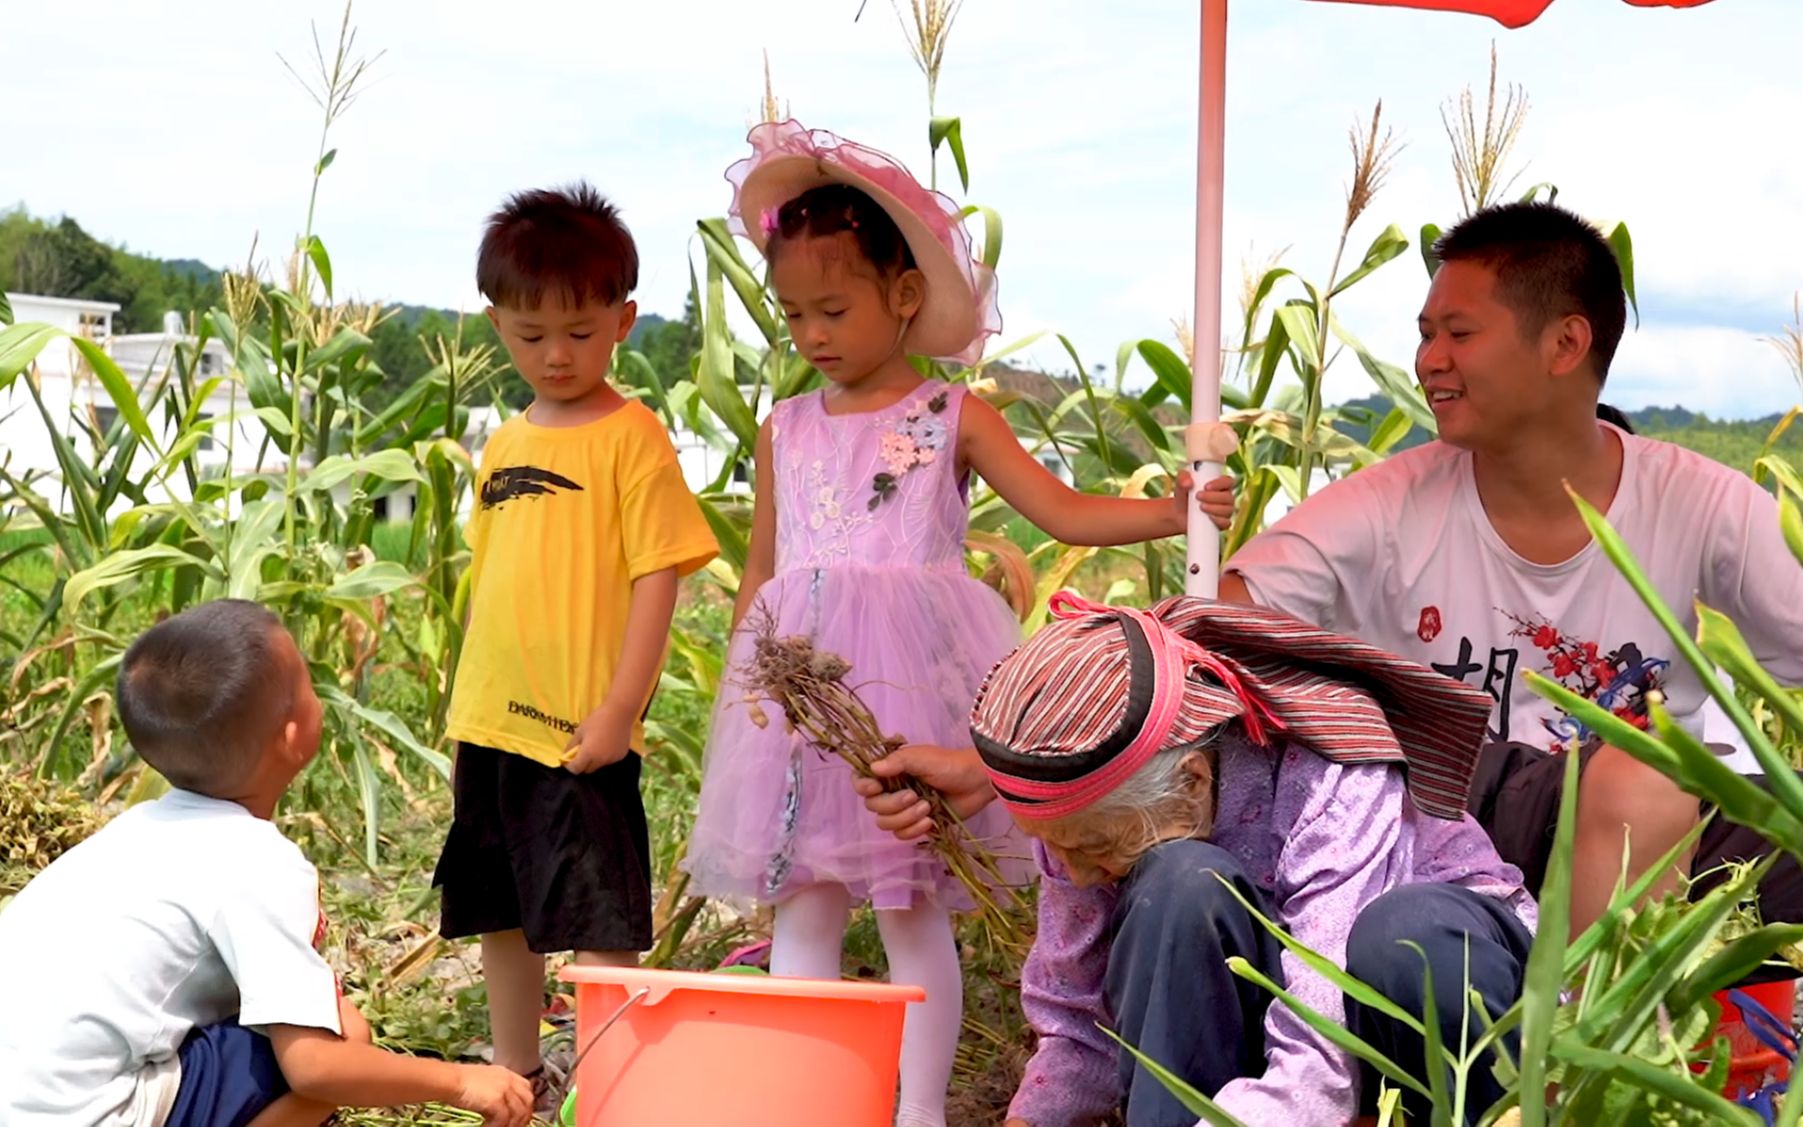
{"left": 1609, "top": 325, "right": 1800, "bottom": 419}
{"left": 4, "top": 0, "right": 1798, "bottom": 418}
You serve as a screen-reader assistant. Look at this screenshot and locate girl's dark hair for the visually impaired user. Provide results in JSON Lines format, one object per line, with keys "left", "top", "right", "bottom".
{"left": 765, "top": 183, "right": 915, "bottom": 277}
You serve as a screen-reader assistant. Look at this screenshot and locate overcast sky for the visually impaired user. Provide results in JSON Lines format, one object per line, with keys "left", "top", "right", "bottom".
{"left": 6, "top": 0, "right": 1799, "bottom": 418}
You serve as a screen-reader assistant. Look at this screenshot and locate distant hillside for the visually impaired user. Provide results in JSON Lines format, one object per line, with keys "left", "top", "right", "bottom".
{"left": 6, "top": 205, "right": 1795, "bottom": 473}
{"left": 1334, "top": 394, "right": 1800, "bottom": 475}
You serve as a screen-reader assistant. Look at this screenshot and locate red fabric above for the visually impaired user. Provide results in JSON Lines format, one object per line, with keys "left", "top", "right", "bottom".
{"left": 1312, "top": 0, "right": 1714, "bottom": 29}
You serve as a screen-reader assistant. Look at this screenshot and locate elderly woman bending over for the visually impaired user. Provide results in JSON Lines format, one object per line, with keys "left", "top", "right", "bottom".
{"left": 871, "top": 594, "right": 1537, "bottom": 1127}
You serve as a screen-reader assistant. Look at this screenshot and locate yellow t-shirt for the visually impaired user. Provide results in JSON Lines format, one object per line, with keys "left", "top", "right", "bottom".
{"left": 446, "top": 399, "right": 719, "bottom": 767}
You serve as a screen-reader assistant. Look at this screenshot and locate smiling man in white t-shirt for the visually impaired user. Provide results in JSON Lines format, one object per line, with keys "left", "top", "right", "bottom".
{"left": 0, "top": 600, "right": 532, "bottom": 1127}
{"left": 1219, "top": 201, "right": 1803, "bottom": 936}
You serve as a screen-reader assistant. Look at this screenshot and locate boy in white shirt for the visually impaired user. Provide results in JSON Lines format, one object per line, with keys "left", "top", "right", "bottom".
{"left": 0, "top": 599, "right": 532, "bottom": 1127}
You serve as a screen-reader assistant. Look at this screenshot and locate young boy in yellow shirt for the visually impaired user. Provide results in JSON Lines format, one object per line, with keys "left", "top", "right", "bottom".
{"left": 434, "top": 183, "right": 718, "bottom": 1111}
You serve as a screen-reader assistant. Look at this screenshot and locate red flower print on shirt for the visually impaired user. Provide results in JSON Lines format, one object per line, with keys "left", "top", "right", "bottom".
{"left": 1417, "top": 606, "right": 1443, "bottom": 643}
{"left": 1503, "top": 610, "right": 1671, "bottom": 752}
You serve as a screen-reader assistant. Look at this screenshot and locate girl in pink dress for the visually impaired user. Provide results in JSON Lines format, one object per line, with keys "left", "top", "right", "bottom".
{"left": 684, "top": 120, "right": 1224, "bottom": 1127}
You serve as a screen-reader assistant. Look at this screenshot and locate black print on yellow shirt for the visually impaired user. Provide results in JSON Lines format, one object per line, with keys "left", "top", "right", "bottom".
{"left": 509, "top": 700, "right": 576, "bottom": 735}
{"left": 480, "top": 466, "right": 585, "bottom": 510}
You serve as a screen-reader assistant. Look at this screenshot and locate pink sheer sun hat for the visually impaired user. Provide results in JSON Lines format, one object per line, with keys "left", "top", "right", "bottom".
{"left": 726, "top": 119, "right": 1001, "bottom": 367}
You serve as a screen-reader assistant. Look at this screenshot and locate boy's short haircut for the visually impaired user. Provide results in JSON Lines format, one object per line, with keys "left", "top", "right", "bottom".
{"left": 116, "top": 599, "right": 292, "bottom": 796}
{"left": 1433, "top": 201, "right": 1628, "bottom": 383}
{"left": 477, "top": 182, "right": 639, "bottom": 311}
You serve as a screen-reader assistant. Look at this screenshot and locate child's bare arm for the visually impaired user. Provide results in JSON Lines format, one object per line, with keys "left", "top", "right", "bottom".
{"left": 566, "top": 565, "right": 680, "bottom": 773}
{"left": 959, "top": 395, "right": 1193, "bottom": 546}
{"left": 609, "top": 566, "right": 681, "bottom": 718}
{"left": 731, "top": 419, "right": 778, "bottom": 632}
{"left": 267, "top": 1023, "right": 531, "bottom": 1124}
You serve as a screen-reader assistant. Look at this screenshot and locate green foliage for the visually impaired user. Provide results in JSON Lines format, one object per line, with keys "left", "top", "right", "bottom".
{"left": 0, "top": 207, "right": 225, "bottom": 334}
{"left": 0, "top": 15, "right": 493, "bottom": 869}
{"left": 6, "top": 11, "right": 1803, "bottom": 1125}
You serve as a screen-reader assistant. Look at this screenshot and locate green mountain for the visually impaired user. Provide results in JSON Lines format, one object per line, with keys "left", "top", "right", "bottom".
{"left": 5, "top": 205, "right": 1795, "bottom": 470}
{"left": 1334, "top": 394, "right": 1800, "bottom": 476}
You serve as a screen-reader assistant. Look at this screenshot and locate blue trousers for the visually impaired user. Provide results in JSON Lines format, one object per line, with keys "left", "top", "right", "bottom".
{"left": 1105, "top": 839, "right": 1533, "bottom": 1127}
{"left": 164, "top": 1018, "right": 290, "bottom": 1127}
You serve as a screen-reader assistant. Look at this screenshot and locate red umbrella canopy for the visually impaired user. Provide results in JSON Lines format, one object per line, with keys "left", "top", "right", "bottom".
{"left": 1315, "top": 0, "right": 1714, "bottom": 28}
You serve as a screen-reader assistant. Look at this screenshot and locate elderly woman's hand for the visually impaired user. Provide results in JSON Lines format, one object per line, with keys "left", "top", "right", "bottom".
{"left": 853, "top": 744, "right": 996, "bottom": 841}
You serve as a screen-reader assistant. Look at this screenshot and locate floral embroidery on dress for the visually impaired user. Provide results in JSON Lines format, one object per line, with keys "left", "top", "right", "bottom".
{"left": 808, "top": 480, "right": 844, "bottom": 531}
{"left": 867, "top": 391, "right": 951, "bottom": 511}
{"left": 801, "top": 458, "right": 871, "bottom": 556}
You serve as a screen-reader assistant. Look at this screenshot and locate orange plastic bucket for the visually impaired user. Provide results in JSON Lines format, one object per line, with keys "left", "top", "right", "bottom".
{"left": 1714, "top": 980, "right": 1796, "bottom": 1099}
{"left": 558, "top": 965, "right": 925, "bottom": 1126}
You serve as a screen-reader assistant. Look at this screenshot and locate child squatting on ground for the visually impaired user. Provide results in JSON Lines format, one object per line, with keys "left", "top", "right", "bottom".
{"left": 968, "top": 594, "right": 1538, "bottom": 1127}
{"left": 0, "top": 600, "right": 533, "bottom": 1127}
{"left": 432, "top": 184, "right": 719, "bottom": 1113}
{"left": 679, "top": 120, "right": 1232, "bottom": 1127}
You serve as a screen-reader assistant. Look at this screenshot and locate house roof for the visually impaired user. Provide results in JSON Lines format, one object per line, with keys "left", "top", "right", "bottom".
{"left": 3, "top": 292, "right": 122, "bottom": 314}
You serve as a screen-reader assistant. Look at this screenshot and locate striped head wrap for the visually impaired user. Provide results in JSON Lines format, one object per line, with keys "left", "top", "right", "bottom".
{"left": 969, "top": 592, "right": 1493, "bottom": 822}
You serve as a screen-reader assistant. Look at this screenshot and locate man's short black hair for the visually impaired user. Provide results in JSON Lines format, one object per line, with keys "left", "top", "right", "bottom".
{"left": 1434, "top": 201, "right": 1628, "bottom": 383}
{"left": 477, "top": 182, "right": 638, "bottom": 311}
{"left": 116, "top": 599, "right": 293, "bottom": 796}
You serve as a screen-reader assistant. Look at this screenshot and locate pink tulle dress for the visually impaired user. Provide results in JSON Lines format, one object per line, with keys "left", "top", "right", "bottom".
{"left": 684, "top": 382, "right": 1027, "bottom": 911}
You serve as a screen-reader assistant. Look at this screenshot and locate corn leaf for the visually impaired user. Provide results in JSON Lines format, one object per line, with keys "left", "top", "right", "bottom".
{"left": 1225, "top": 956, "right": 1430, "bottom": 1099}
{"left": 72, "top": 338, "right": 157, "bottom": 449}
{"left": 63, "top": 545, "right": 219, "bottom": 610}
{"left": 303, "top": 450, "right": 425, "bottom": 494}
{"left": 1566, "top": 486, "right": 1803, "bottom": 824}
{"left": 0, "top": 322, "right": 59, "bottom": 390}
{"left": 1329, "top": 224, "right": 1409, "bottom": 297}
{"left": 1213, "top": 875, "right": 1426, "bottom": 1036}
{"left": 959, "top": 204, "right": 1003, "bottom": 270}
{"left": 325, "top": 560, "right": 415, "bottom": 601}
{"left": 1695, "top": 604, "right": 1803, "bottom": 764}
{"left": 696, "top": 217, "right": 781, "bottom": 346}
{"left": 1136, "top": 339, "right": 1195, "bottom": 414}
{"left": 1240, "top": 266, "right": 1297, "bottom": 355}
{"left": 1667, "top": 923, "right": 1803, "bottom": 1015}
{"left": 1516, "top": 741, "right": 1580, "bottom": 1127}
{"left": 1547, "top": 1042, "right": 1759, "bottom": 1125}
{"left": 928, "top": 116, "right": 970, "bottom": 192}
{"left": 697, "top": 258, "right": 760, "bottom": 449}
{"left": 305, "top": 234, "right": 334, "bottom": 299}
{"left": 1404, "top": 941, "right": 1455, "bottom": 1127}
{"left": 1098, "top": 1027, "right": 1248, "bottom": 1126}
{"left": 1528, "top": 673, "right": 1803, "bottom": 856}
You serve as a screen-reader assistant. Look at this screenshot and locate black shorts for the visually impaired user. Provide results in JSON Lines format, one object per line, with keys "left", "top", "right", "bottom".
{"left": 433, "top": 743, "right": 653, "bottom": 954}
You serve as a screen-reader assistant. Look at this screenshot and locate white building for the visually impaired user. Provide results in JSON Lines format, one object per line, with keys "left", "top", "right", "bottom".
{"left": 2, "top": 296, "right": 313, "bottom": 521}
{"left": 2, "top": 294, "right": 121, "bottom": 497}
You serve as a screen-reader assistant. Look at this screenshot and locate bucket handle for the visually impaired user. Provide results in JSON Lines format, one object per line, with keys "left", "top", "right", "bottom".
{"left": 553, "top": 986, "right": 651, "bottom": 1116}
{"left": 1728, "top": 988, "right": 1799, "bottom": 1062}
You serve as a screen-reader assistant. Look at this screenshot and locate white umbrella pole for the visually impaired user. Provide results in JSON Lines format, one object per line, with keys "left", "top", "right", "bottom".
{"left": 1185, "top": 0, "right": 1232, "bottom": 597}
